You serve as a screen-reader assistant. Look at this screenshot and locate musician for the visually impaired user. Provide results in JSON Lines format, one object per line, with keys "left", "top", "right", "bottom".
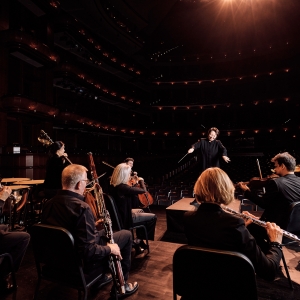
{"left": 187, "top": 127, "right": 230, "bottom": 174}
{"left": 43, "top": 141, "right": 70, "bottom": 199}
{"left": 110, "top": 163, "right": 157, "bottom": 253}
{"left": 124, "top": 157, "right": 134, "bottom": 168}
{"left": 41, "top": 164, "right": 139, "bottom": 296}
{"left": 0, "top": 186, "right": 30, "bottom": 291}
{"left": 184, "top": 167, "right": 283, "bottom": 281}
{"left": 124, "top": 157, "right": 140, "bottom": 208}
{"left": 237, "top": 152, "right": 300, "bottom": 247}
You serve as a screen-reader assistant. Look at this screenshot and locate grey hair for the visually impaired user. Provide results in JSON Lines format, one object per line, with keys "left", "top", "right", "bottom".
{"left": 62, "top": 164, "right": 88, "bottom": 188}
{"left": 110, "top": 163, "right": 131, "bottom": 187}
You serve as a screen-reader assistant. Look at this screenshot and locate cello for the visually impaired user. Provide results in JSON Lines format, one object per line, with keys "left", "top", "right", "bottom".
{"left": 129, "top": 172, "right": 154, "bottom": 211}
{"left": 103, "top": 161, "right": 154, "bottom": 210}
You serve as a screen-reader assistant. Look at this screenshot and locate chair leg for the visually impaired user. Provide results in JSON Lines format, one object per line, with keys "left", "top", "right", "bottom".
{"left": 281, "top": 250, "right": 294, "bottom": 289}
{"left": 33, "top": 278, "right": 41, "bottom": 300}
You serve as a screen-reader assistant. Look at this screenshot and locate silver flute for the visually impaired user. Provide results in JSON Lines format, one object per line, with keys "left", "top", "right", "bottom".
{"left": 222, "top": 205, "right": 300, "bottom": 243}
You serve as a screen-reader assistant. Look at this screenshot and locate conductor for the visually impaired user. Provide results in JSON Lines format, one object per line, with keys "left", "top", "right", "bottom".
{"left": 187, "top": 127, "right": 230, "bottom": 174}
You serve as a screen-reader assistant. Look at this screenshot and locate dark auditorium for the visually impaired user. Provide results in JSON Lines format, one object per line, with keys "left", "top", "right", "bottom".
{"left": 1, "top": 0, "right": 300, "bottom": 299}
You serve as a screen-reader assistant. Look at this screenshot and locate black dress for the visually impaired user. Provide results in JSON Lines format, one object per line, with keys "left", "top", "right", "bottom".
{"left": 192, "top": 138, "right": 227, "bottom": 173}
{"left": 43, "top": 155, "right": 69, "bottom": 198}
{"left": 184, "top": 202, "right": 282, "bottom": 281}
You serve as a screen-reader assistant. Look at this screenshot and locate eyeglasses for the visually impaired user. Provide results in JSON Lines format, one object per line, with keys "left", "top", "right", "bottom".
{"left": 78, "top": 179, "right": 89, "bottom": 185}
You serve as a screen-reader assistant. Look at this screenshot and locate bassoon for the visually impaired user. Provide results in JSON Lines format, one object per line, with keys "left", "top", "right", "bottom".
{"left": 87, "top": 152, "right": 125, "bottom": 295}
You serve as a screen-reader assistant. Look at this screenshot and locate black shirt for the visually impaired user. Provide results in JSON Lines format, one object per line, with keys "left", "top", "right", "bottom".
{"left": 43, "top": 155, "right": 69, "bottom": 190}
{"left": 42, "top": 190, "right": 111, "bottom": 262}
{"left": 192, "top": 138, "right": 227, "bottom": 173}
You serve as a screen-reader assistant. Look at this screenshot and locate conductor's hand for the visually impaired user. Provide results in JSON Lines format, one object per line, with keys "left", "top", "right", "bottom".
{"left": 108, "top": 243, "right": 122, "bottom": 259}
{"left": 266, "top": 222, "right": 283, "bottom": 244}
{"left": 188, "top": 148, "right": 194, "bottom": 154}
{"left": 222, "top": 156, "right": 230, "bottom": 163}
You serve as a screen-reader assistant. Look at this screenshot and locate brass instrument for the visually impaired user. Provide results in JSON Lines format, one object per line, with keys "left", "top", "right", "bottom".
{"left": 87, "top": 152, "right": 125, "bottom": 295}
{"left": 38, "top": 130, "right": 72, "bottom": 164}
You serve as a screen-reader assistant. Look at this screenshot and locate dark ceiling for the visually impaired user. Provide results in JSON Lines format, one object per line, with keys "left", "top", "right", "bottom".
{"left": 3, "top": 0, "right": 300, "bottom": 141}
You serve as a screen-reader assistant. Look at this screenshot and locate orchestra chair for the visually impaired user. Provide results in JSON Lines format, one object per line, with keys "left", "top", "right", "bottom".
{"left": 173, "top": 245, "right": 257, "bottom": 300}
{"left": 156, "top": 195, "right": 171, "bottom": 206}
{"left": 103, "top": 193, "right": 150, "bottom": 254}
{"left": 277, "top": 201, "right": 300, "bottom": 290}
{"left": 30, "top": 223, "right": 116, "bottom": 300}
{"left": 0, "top": 253, "right": 17, "bottom": 291}
{"left": 285, "top": 201, "right": 300, "bottom": 242}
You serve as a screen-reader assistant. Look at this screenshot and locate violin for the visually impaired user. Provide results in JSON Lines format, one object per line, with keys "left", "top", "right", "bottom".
{"left": 236, "top": 158, "right": 279, "bottom": 191}
{"left": 238, "top": 174, "right": 279, "bottom": 190}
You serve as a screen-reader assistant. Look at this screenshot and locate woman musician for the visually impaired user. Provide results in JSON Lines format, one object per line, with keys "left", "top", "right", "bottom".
{"left": 43, "top": 141, "right": 71, "bottom": 199}
{"left": 110, "top": 163, "right": 157, "bottom": 254}
{"left": 184, "top": 167, "right": 283, "bottom": 282}
{"left": 124, "top": 157, "right": 153, "bottom": 209}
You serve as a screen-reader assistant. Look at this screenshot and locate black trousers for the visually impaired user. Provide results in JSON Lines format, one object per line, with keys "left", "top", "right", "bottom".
{"left": 91, "top": 229, "right": 132, "bottom": 282}
{"left": 0, "top": 225, "right": 30, "bottom": 276}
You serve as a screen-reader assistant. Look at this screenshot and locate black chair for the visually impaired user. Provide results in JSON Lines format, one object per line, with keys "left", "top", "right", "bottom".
{"left": 103, "top": 193, "right": 150, "bottom": 254}
{"left": 278, "top": 201, "right": 300, "bottom": 290}
{"left": 285, "top": 201, "right": 300, "bottom": 240}
{"left": 173, "top": 245, "right": 258, "bottom": 300}
{"left": 30, "top": 223, "right": 115, "bottom": 300}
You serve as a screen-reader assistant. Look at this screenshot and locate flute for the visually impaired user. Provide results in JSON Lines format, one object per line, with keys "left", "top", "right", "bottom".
{"left": 222, "top": 205, "right": 300, "bottom": 243}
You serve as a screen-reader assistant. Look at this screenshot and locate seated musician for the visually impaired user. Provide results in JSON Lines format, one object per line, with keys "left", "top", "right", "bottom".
{"left": 184, "top": 167, "right": 283, "bottom": 281}
{"left": 110, "top": 163, "right": 157, "bottom": 254}
{"left": 41, "top": 164, "right": 139, "bottom": 296}
{"left": 237, "top": 152, "right": 300, "bottom": 249}
{"left": 124, "top": 157, "right": 140, "bottom": 209}
{"left": 0, "top": 186, "right": 30, "bottom": 292}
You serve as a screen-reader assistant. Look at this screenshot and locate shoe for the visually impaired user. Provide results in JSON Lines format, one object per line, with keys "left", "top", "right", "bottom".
{"left": 0, "top": 274, "right": 16, "bottom": 293}
{"left": 110, "top": 282, "right": 139, "bottom": 299}
{"left": 133, "top": 241, "right": 145, "bottom": 254}
{"left": 93, "top": 273, "right": 113, "bottom": 290}
{"left": 133, "top": 244, "right": 145, "bottom": 255}
{"left": 139, "top": 240, "right": 149, "bottom": 250}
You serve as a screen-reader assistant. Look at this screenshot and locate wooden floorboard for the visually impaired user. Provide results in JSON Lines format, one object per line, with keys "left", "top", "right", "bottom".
{"left": 2, "top": 205, "right": 300, "bottom": 300}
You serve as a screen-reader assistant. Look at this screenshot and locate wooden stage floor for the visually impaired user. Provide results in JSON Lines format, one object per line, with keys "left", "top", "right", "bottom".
{"left": 2, "top": 205, "right": 300, "bottom": 300}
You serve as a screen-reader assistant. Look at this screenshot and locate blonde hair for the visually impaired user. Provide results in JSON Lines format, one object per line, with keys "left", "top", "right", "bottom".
{"left": 110, "top": 163, "right": 131, "bottom": 187}
{"left": 194, "top": 167, "right": 234, "bottom": 205}
{"left": 62, "top": 164, "right": 88, "bottom": 189}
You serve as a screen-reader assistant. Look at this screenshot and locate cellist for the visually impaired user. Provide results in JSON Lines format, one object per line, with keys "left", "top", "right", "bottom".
{"left": 110, "top": 163, "right": 157, "bottom": 254}
{"left": 124, "top": 158, "right": 140, "bottom": 208}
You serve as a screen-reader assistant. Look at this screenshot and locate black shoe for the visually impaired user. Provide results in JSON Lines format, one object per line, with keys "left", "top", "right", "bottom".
{"left": 0, "top": 274, "right": 16, "bottom": 293}
{"left": 93, "top": 273, "right": 113, "bottom": 290}
{"left": 139, "top": 240, "right": 149, "bottom": 250}
{"left": 110, "top": 282, "right": 139, "bottom": 299}
{"left": 133, "top": 244, "right": 145, "bottom": 255}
